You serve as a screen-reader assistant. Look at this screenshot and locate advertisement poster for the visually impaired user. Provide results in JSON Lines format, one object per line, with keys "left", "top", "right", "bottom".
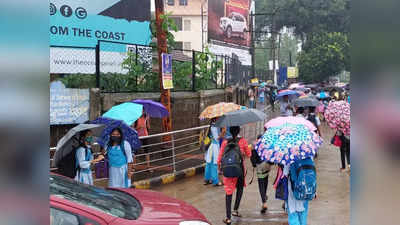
{"left": 208, "top": 44, "right": 251, "bottom": 66}
{"left": 287, "top": 67, "right": 299, "bottom": 78}
{"left": 208, "top": 0, "right": 251, "bottom": 47}
{"left": 50, "top": 81, "right": 90, "bottom": 125}
{"left": 162, "top": 53, "right": 173, "bottom": 89}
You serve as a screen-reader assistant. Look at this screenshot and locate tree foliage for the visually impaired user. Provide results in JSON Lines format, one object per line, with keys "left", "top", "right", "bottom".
{"left": 298, "top": 32, "right": 350, "bottom": 82}
{"left": 279, "top": 32, "right": 299, "bottom": 67}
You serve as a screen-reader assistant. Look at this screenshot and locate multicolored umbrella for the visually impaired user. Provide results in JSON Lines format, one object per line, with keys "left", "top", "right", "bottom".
{"left": 324, "top": 100, "right": 350, "bottom": 136}
{"left": 132, "top": 99, "right": 169, "bottom": 118}
{"left": 265, "top": 116, "right": 317, "bottom": 131}
{"left": 199, "top": 102, "right": 241, "bottom": 120}
{"left": 256, "top": 123, "right": 323, "bottom": 165}
{"left": 90, "top": 117, "right": 142, "bottom": 151}
{"left": 102, "top": 102, "right": 143, "bottom": 126}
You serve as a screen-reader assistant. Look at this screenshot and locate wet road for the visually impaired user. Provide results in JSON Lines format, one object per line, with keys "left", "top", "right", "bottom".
{"left": 154, "top": 105, "right": 350, "bottom": 225}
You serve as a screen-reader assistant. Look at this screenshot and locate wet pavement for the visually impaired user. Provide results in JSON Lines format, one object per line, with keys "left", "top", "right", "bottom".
{"left": 154, "top": 104, "right": 350, "bottom": 225}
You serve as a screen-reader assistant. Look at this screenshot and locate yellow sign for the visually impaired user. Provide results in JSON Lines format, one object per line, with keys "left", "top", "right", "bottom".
{"left": 162, "top": 74, "right": 173, "bottom": 89}
{"left": 251, "top": 78, "right": 259, "bottom": 84}
{"left": 287, "top": 67, "right": 299, "bottom": 78}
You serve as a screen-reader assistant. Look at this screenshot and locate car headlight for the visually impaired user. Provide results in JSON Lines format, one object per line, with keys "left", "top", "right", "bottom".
{"left": 179, "top": 221, "right": 210, "bottom": 225}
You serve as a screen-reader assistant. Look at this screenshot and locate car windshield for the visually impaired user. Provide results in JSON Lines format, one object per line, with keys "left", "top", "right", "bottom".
{"left": 50, "top": 174, "right": 141, "bottom": 220}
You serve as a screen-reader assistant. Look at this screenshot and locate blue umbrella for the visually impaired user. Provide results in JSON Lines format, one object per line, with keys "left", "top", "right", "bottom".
{"left": 316, "top": 92, "right": 330, "bottom": 99}
{"left": 102, "top": 102, "right": 143, "bottom": 126}
{"left": 132, "top": 99, "right": 169, "bottom": 118}
{"left": 90, "top": 117, "right": 142, "bottom": 151}
{"left": 276, "top": 90, "right": 300, "bottom": 101}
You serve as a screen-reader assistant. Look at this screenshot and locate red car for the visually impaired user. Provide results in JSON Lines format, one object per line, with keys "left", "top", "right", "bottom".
{"left": 50, "top": 174, "right": 211, "bottom": 225}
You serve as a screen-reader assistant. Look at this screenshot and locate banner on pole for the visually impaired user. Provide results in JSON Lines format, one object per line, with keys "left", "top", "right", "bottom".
{"left": 162, "top": 53, "right": 173, "bottom": 89}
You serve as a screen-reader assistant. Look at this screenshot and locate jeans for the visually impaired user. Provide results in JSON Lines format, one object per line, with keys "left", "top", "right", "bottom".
{"left": 249, "top": 100, "right": 255, "bottom": 108}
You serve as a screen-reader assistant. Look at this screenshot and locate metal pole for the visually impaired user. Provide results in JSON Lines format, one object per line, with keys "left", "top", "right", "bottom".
{"left": 171, "top": 134, "right": 176, "bottom": 172}
{"left": 155, "top": 0, "right": 173, "bottom": 138}
{"left": 135, "top": 44, "right": 138, "bottom": 90}
{"left": 95, "top": 44, "right": 100, "bottom": 89}
{"left": 192, "top": 50, "right": 196, "bottom": 91}
{"left": 201, "top": 3, "right": 204, "bottom": 52}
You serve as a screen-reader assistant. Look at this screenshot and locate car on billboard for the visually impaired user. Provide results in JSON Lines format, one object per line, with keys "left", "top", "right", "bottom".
{"left": 219, "top": 12, "right": 248, "bottom": 39}
{"left": 50, "top": 173, "right": 211, "bottom": 225}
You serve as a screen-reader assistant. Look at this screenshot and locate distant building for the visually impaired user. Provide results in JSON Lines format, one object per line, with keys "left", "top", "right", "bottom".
{"left": 165, "top": 0, "right": 207, "bottom": 55}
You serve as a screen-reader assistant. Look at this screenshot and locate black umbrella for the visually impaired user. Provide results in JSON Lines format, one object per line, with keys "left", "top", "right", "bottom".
{"left": 293, "top": 97, "right": 319, "bottom": 107}
{"left": 99, "top": 0, "right": 150, "bottom": 22}
{"left": 214, "top": 108, "right": 267, "bottom": 128}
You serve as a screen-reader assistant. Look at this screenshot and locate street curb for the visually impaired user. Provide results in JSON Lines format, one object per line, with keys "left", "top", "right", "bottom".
{"left": 132, "top": 163, "right": 206, "bottom": 189}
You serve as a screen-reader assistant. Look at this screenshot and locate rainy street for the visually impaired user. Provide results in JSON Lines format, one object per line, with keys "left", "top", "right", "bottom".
{"left": 155, "top": 122, "right": 350, "bottom": 225}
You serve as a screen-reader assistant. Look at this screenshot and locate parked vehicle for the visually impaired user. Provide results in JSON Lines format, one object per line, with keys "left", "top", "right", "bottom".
{"left": 220, "top": 12, "right": 248, "bottom": 39}
{"left": 50, "top": 173, "right": 210, "bottom": 225}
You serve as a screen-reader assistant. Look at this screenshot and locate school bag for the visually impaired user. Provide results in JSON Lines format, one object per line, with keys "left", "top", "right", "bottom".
{"left": 250, "top": 148, "right": 262, "bottom": 168}
{"left": 221, "top": 139, "right": 243, "bottom": 178}
{"left": 57, "top": 146, "right": 86, "bottom": 179}
{"left": 199, "top": 126, "right": 211, "bottom": 152}
{"left": 289, "top": 157, "right": 317, "bottom": 200}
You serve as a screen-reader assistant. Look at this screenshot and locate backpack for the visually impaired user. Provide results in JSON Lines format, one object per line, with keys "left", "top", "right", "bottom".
{"left": 250, "top": 148, "right": 262, "bottom": 168}
{"left": 221, "top": 139, "right": 243, "bottom": 178}
{"left": 199, "top": 127, "right": 211, "bottom": 152}
{"left": 289, "top": 158, "right": 317, "bottom": 200}
{"left": 57, "top": 146, "right": 87, "bottom": 179}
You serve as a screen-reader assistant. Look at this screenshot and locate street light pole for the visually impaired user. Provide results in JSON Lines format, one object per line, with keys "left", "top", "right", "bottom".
{"left": 155, "top": 0, "right": 173, "bottom": 135}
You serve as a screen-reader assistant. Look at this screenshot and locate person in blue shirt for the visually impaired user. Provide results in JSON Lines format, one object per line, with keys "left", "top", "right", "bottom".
{"left": 75, "top": 129, "right": 104, "bottom": 185}
{"left": 105, "top": 128, "right": 134, "bottom": 188}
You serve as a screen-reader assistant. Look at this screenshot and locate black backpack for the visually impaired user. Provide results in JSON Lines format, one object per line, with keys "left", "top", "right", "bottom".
{"left": 221, "top": 139, "right": 243, "bottom": 178}
{"left": 250, "top": 148, "right": 262, "bottom": 168}
{"left": 57, "top": 147, "right": 86, "bottom": 178}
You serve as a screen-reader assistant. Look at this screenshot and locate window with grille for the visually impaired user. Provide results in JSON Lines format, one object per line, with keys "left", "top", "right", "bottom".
{"left": 184, "top": 42, "right": 191, "bottom": 50}
{"left": 184, "top": 20, "right": 191, "bottom": 31}
{"left": 171, "top": 17, "right": 182, "bottom": 31}
{"left": 175, "top": 41, "right": 183, "bottom": 50}
{"left": 167, "top": 0, "right": 175, "bottom": 6}
{"left": 179, "top": 0, "right": 188, "bottom": 6}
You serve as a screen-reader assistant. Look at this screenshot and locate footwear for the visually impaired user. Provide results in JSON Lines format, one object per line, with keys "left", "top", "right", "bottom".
{"left": 340, "top": 168, "right": 346, "bottom": 172}
{"left": 260, "top": 205, "right": 268, "bottom": 214}
{"left": 222, "top": 218, "right": 231, "bottom": 225}
{"left": 232, "top": 210, "right": 242, "bottom": 217}
{"left": 203, "top": 180, "right": 211, "bottom": 185}
{"left": 213, "top": 182, "right": 223, "bottom": 187}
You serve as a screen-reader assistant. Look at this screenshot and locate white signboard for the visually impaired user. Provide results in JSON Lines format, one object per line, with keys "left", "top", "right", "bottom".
{"left": 208, "top": 44, "right": 252, "bottom": 66}
{"left": 268, "top": 60, "right": 279, "bottom": 70}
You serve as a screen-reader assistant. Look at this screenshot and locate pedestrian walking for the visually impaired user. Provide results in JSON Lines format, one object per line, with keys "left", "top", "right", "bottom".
{"left": 259, "top": 86, "right": 265, "bottom": 104}
{"left": 268, "top": 88, "right": 276, "bottom": 111}
{"left": 337, "top": 131, "right": 350, "bottom": 172}
{"left": 104, "top": 127, "right": 134, "bottom": 188}
{"left": 280, "top": 95, "right": 294, "bottom": 117}
{"left": 248, "top": 87, "right": 255, "bottom": 109}
{"left": 218, "top": 126, "right": 251, "bottom": 225}
{"left": 204, "top": 118, "right": 223, "bottom": 186}
{"left": 75, "top": 129, "right": 104, "bottom": 185}
{"left": 134, "top": 111, "right": 151, "bottom": 168}
{"left": 307, "top": 107, "right": 322, "bottom": 137}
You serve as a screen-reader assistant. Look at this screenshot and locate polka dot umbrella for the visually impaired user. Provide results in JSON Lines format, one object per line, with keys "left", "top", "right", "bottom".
{"left": 324, "top": 100, "right": 350, "bottom": 136}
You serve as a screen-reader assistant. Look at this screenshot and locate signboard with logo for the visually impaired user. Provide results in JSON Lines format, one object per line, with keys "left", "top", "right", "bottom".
{"left": 208, "top": 0, "right": 251, "bottom": 47}
{"left": 50, "top": 81, "right": 90, "bottom": 125}
{"left": 162, "top": 53, "right": 173, "bottom": 89}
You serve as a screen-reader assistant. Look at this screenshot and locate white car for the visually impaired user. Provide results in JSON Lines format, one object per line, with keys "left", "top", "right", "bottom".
{"left": 220, "top": 12, "right": 248, "bottom": 39}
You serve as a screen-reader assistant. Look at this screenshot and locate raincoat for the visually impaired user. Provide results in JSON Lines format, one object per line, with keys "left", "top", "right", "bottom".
{"left": 218, "top": 138, "right": 251, "bottom": 195}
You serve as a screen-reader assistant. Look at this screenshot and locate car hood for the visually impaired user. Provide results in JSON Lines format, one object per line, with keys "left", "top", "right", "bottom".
{"left": 111, "top": 188, "right": 209, "bottom": 225}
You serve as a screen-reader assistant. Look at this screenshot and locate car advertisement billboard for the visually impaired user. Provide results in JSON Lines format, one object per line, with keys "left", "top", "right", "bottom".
{"left": 50, "top": 0, "right": 151, "bottom": 47}
{"left": 208, "top": 0, "right": 251, "bottom": 47}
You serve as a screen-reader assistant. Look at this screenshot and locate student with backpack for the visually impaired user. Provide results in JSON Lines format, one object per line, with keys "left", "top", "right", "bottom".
{"left": 283, "top": 157, "right": 317, "bottom": 225}
{"left": 217, "top": 126, "right": 251, "bottom": 225}
{"left": 75, "top": 129, "right": 104, "bottom": 185}
{"left": 104, "top": 127, "right": 134, "bottom": 188}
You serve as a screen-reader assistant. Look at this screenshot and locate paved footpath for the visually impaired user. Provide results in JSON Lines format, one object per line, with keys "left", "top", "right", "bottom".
{"left": 155, "top": 103, "right": 350, "bottom": 225}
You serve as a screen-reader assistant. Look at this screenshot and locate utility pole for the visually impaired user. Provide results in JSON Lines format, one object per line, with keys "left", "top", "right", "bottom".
{"left": 155, "top": 0, "right": 172, "bottom": 135}
{"left": 250, "top": 13, "right": 255, "bottom": 79}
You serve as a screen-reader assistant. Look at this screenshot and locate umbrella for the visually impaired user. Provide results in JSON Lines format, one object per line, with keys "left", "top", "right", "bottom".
{"left": 90, "top": 117, "right": 142, "bottom": 150}
{"left": 293, "top": 97, "right": 319, "bottom": 107}
{"left": 276, "top": 90, "right": 300, "bottom": 101}
{"left": 256, "top": 123, "right": 323, "bottom": 165}
{"left": 289, "top": 83, "right": 304, "bottom": 89}
{"left": 199, "top": 102, "right": 241, "bottom": 120}
{"left": 214, "top": 108, "right": 267, "bottom": 127}
{"left": 265, "top": 116, "right": 317, "bottom": 131}
{"left": 98, "top": 0, "right": 150, "bottom": 22}
{"left": 304, "top": 83, "right": 319, "bottom": 89}
{"left": 324, "top": 101, "right": 350, "bottom": 136}
{"left": 316, "top": 92, "right": 330, "bottom": 99}
{"left": 132, "top": 99, "right": 169, "bottom": 118}
{"left": 53, "top": 124, "right": 106, "bottom": 167}
{"left": 103, "top": 102, "right": 143, "bottom": 126}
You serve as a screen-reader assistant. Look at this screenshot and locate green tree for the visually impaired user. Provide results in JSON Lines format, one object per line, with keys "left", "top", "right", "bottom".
{"left": 298, "top": 32, "right": 350, "bottom": 82}
{"left": 279, "top": 32, "right": 299, "bottom": 67}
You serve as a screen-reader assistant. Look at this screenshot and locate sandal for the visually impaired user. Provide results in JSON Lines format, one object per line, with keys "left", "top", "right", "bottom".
{"left": 203, "top": 181, "right": 211, "bottom": 185}
{"left": 213, "top": 182, "right": 223, "bottom": 187}
{"left": 222, "top": 218, "right": 231, "bottom": 225}
{"left": 232, "top": 210, "right": 242, "bottom": 217}
{"left": 260, "top": 206, "right": 268, "bottom": 214}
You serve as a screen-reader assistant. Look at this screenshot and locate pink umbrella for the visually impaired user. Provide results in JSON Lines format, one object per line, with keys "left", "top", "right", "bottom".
{"left": 265, "top": 116, "right": 317, "bottom": 131}
{"left": 324, "top": 101, "right": 350, "bottom": 136}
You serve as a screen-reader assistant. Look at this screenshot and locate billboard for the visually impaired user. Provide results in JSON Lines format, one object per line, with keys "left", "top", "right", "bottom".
{"left": 208, "top": 0, "right": 251, "bottom": 47}
{"left": 209, "top": 44, "right": 252, "bottom": 66}
{"left": 50, "top": 0, "right": 151, "bottom": 47}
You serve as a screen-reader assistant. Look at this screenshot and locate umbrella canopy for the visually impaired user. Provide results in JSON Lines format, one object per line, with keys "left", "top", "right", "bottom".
{"left": 90, "top": 117, "right": 142, "bottom": 150}
{"left": 256, "top": 123, "right": 323, "bottom": 165}
{"left": 304, "top": 83, "right": 319, "bottom": 89}
{"left": 265, "top": 116, "right": 317, "bottom": 131}
{"left": 132, "top": 99, "right": 169, "bottom": 118}
{"left": 199, "top": 102, "right": 241, "bottom": 120}
{"left": 289, "top": 83, "right": 304, "bottom": 89}
{"left": 214, "top": 108, "right": 267, "bottom": 127}
{"left": 316, "top": 92, "right": 330, "bottom": 99}
{"left": 53, "top": 124, "right": 106, "bottom": 167}
{"left": 276, "top": 90, "right": 300, "bottom": 101}
{"left": 293, "top": 97, "right": 319, "bottom": 107}
{"left": 103, "top": 102, "right": 143, "bottom": 126}
{"left": 324, "top": 100, "right": 350, "bottom": 136}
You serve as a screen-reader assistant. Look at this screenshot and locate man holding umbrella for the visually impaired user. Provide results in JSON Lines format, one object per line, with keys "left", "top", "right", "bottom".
{"left": 280, "top": 95, "right": 294, "bottom": 117}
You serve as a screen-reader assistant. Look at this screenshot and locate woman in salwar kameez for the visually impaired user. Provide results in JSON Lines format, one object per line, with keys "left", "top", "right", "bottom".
{"left": 204, "top": 118, "right": 223, "bottom": 186}
{"left": 105, "top": 128, "right": 134, "bottom": 188}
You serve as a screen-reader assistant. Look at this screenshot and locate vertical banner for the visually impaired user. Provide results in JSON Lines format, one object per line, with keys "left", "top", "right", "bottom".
{"left": 162, "top": 53, "right": 173, "bottom": 89}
